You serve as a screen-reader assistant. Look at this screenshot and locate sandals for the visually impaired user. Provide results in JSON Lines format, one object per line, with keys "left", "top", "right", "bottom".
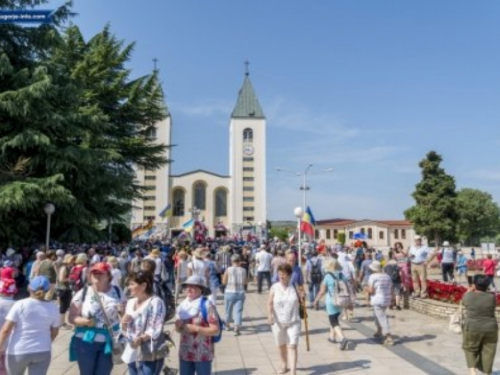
{"left": 277, "top": 368, "right": 289, "bottom": 374}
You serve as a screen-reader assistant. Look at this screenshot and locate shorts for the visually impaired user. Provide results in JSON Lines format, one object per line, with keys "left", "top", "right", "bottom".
{"left": 271, "top": 321, "right": 301, "bottom": 346}
{"left": 392, "top": 283, "right": 402, "bottom": 296}
{"left": 328, "top": 313, "right": 341, "bottom": 328}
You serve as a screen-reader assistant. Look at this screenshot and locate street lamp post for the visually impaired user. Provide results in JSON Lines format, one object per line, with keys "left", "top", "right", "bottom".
{"left": 44, "top": 203, "right": 55, "bottom": 250}
{"left": 294, "top": 206, "right": 303, "bottom": 267}
{"left": 277, "top": 165, "right": 333, "bottom": 244}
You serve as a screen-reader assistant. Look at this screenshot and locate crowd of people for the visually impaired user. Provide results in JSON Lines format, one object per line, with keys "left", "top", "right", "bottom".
{"left": 0, "top": 236, "right": 496, "bottom": 374}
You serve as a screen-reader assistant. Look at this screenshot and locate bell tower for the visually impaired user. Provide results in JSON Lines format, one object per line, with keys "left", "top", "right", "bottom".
{"left": 229, "top": 65, "right": 267, "bottom": 232}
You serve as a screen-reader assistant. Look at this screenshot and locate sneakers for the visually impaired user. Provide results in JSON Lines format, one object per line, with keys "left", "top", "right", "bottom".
{"left": 373, "top": 331, "right": 383, "bottom": 339}
{"left": 339, "top": 338, "right": 349, "bottom": 351}
{"left": 383, "top": 336, "right": 394, "bottom": 346}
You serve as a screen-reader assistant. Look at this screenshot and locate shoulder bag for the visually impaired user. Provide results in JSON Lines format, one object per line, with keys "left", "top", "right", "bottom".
{"left": 92, "top": 286, "right": 125, "bottom": 364}
{"left": 293, "top": 285, "right": 305, "bottom": 320}
{"left": 448, "top": 300, "right": 464, "bottom": 334}
{"left": 137, "top": 296, "right": 175, "bottom": 362}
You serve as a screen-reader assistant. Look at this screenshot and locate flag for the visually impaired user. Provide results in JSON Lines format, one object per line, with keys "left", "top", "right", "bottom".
{"left": 158, "top": 203, "right": 172, "bottom": 218}
{"left": 300, "top": 206, "right": 316, "bottom": 236}
{"left": 182, "top": 219, "right": 194, "bottom": 233}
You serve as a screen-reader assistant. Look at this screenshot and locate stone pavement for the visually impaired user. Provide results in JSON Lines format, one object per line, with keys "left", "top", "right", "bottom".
{"left": 48, "top": 284, "right": 500, "bottom": 375}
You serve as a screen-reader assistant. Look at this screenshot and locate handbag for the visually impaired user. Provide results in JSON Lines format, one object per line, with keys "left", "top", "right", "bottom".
{"left": 137, "top": 296, "right": 175, "bottom": 362}
{"left": 293, "top": 285, "right": 306, "bottom": 320}
{"left": 92, "top": 286, "right": 125, "bottom": 364}
{"left": 448, "top": 301, "right": 464, "bottom": 334}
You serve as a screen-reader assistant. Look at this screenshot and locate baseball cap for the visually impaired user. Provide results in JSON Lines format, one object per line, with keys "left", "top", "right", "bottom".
{"left": 90, "top": 262, "right": 111, "bottom": 274}
{"left": 29, "top": 276, "right": 51, "bottom": 292}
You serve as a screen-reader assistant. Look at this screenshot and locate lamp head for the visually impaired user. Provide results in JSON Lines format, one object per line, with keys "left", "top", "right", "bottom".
{"left": 294, "top": 207, "right": 303, "bottom": 218}
{"left": 44, "top": 203, "right": 55, "bottom": 215}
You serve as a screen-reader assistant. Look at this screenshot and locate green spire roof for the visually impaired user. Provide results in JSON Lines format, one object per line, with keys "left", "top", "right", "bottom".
{"left": 231, "top": 75, "right": 265, "bottom": 119}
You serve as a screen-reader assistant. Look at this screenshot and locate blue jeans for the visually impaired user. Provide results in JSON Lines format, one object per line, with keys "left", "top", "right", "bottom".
{"left": 128, "top": 359, "right": 164, "bottom": 375}
{"left": 308, "top": 282, "right": 321, "bottom": 303}
{"left": 73, "top": 337, "right": 113, "bottom": 375}
{"left": 179, "top": 359, "right": 212, "bottom": 375}
{"left": 224, "top": 292, "right": 245, "bottom": 326}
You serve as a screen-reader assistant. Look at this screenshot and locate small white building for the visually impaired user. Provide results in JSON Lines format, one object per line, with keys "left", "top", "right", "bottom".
{"left": 315, "top": 218, "right": 419, "bottom": 249}
{"left": 131, "top": 71, "right": 267, "bottom": 238}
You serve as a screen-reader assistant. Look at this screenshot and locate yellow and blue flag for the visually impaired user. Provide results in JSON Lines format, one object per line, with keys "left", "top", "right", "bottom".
{"left": 182, "top": 219, "right": 194, "bottom": 233}
{"left": 158, "top": 203, "right": 172, "bottom": 218}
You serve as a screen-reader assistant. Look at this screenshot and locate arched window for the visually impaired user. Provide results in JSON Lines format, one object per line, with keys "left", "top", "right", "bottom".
{"left": 215, "top": 188, "right": 227, "bottom": 216}
{"left": 193, "top": 181, "right": 207, "bottom": 210}
{"left": 172, "top": 188, "right": 185, "bottom": 216}
{"left": 243, "top": 128, "right": 253, "bottom": 142}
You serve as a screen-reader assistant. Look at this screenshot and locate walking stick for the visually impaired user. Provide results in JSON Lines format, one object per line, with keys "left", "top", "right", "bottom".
{"left": 302, "top": 298, "right": 310, "bottom": 351}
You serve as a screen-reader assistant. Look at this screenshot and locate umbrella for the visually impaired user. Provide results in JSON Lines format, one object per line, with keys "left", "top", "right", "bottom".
{"left": 353, "top": 232, "right": 368, "bottom": 240}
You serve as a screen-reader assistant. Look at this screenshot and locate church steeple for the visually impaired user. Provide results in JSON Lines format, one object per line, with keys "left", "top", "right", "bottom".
{"left": 231, "top": 66, "right": 265, "bottom": 119}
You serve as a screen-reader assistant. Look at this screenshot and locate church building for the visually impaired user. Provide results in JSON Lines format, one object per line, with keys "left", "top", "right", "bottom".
{"left": 131, "top": 71, "right": 267, "bottom": 238}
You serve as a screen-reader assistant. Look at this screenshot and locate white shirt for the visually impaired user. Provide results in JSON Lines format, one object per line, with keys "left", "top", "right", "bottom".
{"left": 111, "top": 268, "right": 122, "bottom": 287}
{"left": 271, "top": 282, "right": 300, "bottom": 324}
{"left": 368, "top": 273, "right": 393, "bottom": 306}
{"left": 409, "top": 246, "right": 431, "bottom": 264}
{"left": 441, "top": 247, "right": 455, "bottom": 264}
{"left": 0, "top": 297, "right": 15, "bottom": 351}
{"left": 188, "top": 259, "right": 208, "bottom": 279}
{"left": 6, "top": 298, "right": 60, "bottom": 355}
{"left": 90, "top": 254, "right": 101, "bottom": 265}
{"left": 178, "top": 260, "right": 189, "bottom": 279}
{"left": 255, "top": 251, "right": 273, "bottom": 272}
{"left": 72, "top": 285, "right": 126, "bottom": 342}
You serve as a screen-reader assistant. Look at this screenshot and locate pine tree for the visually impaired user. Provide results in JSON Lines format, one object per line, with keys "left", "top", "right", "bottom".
{"left": 0, "top": 2, "right": 169, "bottom": 244}
{"left": 404, "top": 151, "right": 458, "bottom": 245}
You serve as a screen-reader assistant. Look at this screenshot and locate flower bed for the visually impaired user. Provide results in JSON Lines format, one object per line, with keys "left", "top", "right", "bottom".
{"left": 427, "top": 280, "right": 500, "bottom": 306}
{"left": 466, "top": 259, "right": 498, "bottom": 271}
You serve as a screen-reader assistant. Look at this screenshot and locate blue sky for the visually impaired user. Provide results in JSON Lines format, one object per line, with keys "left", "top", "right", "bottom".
{"left": 68, "top": 0, "right": 500, "bottom": 221}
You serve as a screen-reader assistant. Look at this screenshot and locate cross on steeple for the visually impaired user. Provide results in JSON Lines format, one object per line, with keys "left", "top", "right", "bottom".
{"left": 244, "top": 60, "right": 250, "bottom": 76}
{"left": 153, "top": 57, "right": 158, "bottom": 71}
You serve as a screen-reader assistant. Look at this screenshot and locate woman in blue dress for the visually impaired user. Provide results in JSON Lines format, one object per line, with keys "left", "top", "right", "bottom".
{"left": 313, "top": 258, "right": 353, "bottom": 350}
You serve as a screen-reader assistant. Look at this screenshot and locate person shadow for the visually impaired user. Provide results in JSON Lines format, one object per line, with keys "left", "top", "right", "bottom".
{"left": 303, "top": 360, "right": 371, "bottom": 374}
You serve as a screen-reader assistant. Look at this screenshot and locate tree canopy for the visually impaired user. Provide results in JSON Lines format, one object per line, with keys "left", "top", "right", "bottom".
{"left": 456, "top": 188, "right": 500, "bottom": 246}
{"left": 404, "top": 151, "right": 458, "bottom": 244}
{"left": 0, "top": 1, "right": 169, "bottom": 245}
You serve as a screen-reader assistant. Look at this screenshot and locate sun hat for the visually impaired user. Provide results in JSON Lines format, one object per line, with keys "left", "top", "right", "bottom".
{"left": 90, "top": 262, "right": 111, "bottom": 274}
{"left": 29, "top": 276, "right": 51, "bottom": 292}
{"left": 75, "top": 253, "right": 88, "bottom": 265}
{"left": 369, "top": 260, "right": 382, "bottom": 273}
{"left": 181, "top": 275, "right": 210, "bottom": 295}
{"left": 443, "top": 241, "right": 450, "bottom": 247}
{"left": 56, "top": 249, "right": 65, "bottom": 257}
{"left": 414, "top": 235, "right": 422, "bottom": 240}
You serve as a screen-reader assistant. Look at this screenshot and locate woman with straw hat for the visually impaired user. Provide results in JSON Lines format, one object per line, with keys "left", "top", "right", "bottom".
{"left": 175, "top": 275, "right": 220, "bottom": 375}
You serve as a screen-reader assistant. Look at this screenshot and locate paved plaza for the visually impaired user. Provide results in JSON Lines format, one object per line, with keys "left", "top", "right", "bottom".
{"left": 47, "top": 284, "right": 500, "bottom": 375}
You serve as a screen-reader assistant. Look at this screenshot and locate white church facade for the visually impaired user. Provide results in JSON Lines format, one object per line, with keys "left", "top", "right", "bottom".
{"left": 131, "top": 72, "right": 267, "bottom": 238}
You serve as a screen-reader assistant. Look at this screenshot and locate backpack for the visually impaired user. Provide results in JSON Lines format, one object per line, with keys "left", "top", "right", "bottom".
{"left": 310, "top": 259, "right": 323, "bottom": 284}
{"left": 326, "top": 272, "right": 351, "bottom": 307}
{"left": 200, "top": 297, "right": 224, "bottom": 343}
{"left": 68, "top": 265, "right": 85, "bottom": 292}
{"left": 385, "top": 264, "right": 401, "bottom": 284}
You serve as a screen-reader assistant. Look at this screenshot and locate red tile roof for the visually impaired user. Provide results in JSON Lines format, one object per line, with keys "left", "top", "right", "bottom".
{"left": 316, "top": 218, "right": 412, "bottom": 226}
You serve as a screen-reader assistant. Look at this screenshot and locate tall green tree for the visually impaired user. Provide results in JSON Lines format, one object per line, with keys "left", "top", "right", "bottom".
{"left": 455, "top": 188, "right": 500, "bottom": 246}
{"left": 404, "top": 151, "right": 458, "bottom": 244}
{"left": 0, "top": 1, "right": 169, "bottom": 244}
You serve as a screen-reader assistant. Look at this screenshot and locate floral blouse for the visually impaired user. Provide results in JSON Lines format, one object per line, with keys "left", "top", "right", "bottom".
{"left": 125, "top": 296, "right": 166, "bottom": 341}
{"left": 176, "top": 297, "right": 218, "bottom": 362}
